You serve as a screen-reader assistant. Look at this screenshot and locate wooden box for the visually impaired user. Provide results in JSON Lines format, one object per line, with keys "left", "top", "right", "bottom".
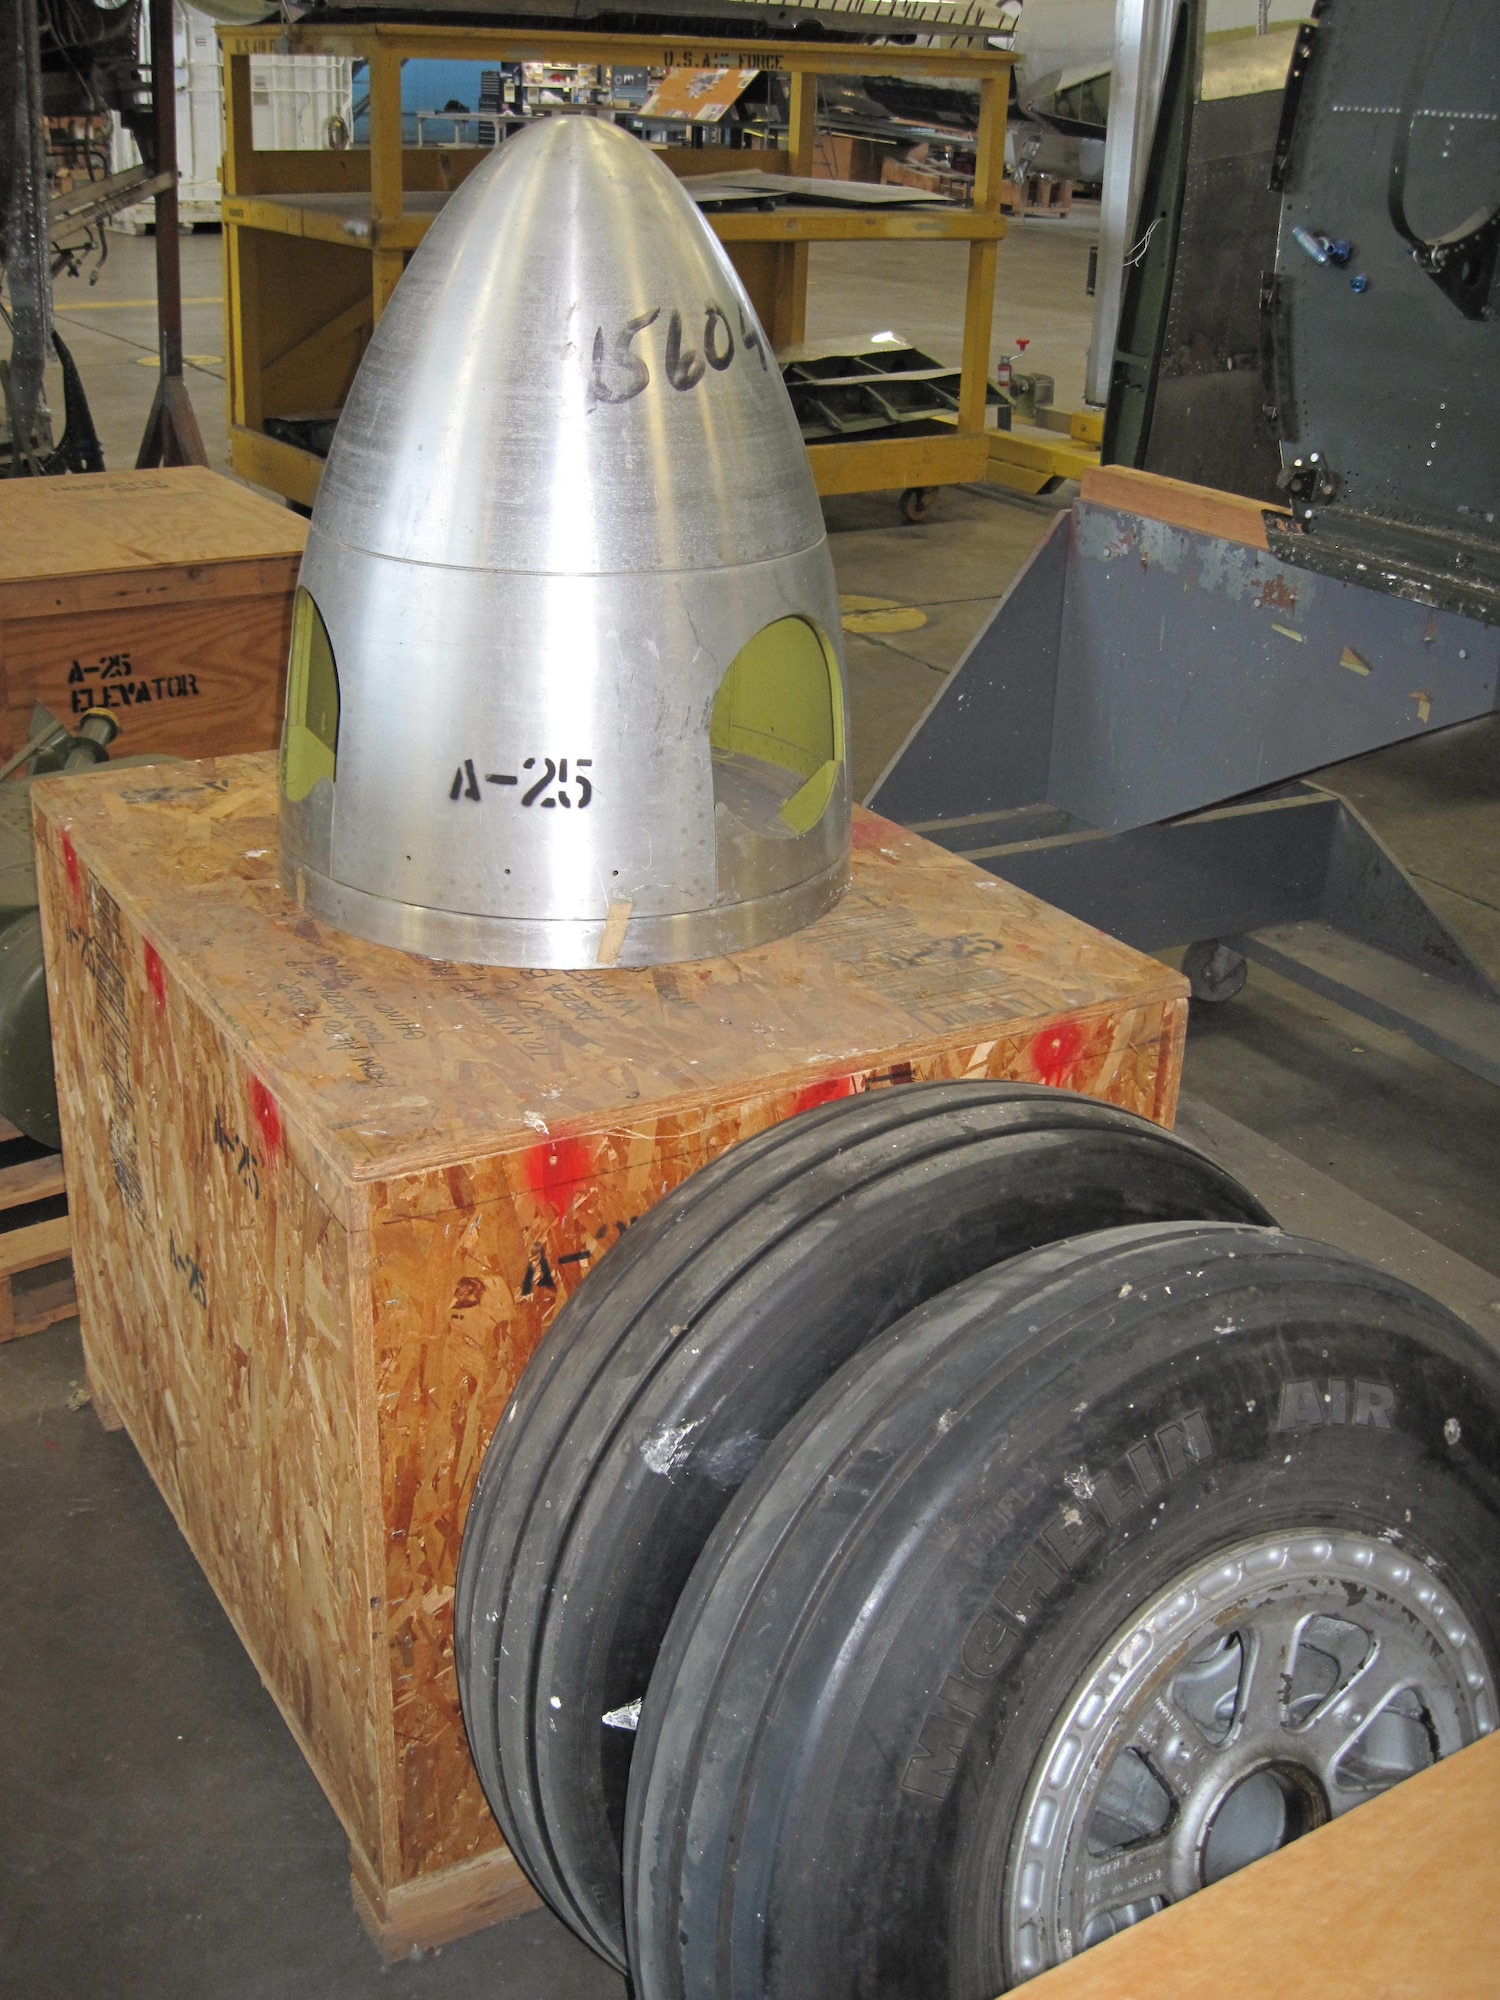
{"left": 0, "top": 469, "right": 304, "bottom": 764}
{"left": 812, "top": 133, "right": 891, "bottom": 184}
{"left": 35, "top": 753, "right": 1187, "bottom": 1956}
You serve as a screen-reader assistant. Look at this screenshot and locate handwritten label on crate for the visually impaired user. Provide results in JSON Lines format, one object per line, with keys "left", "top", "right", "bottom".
{"left": 211, "top": 1104, "right": 264, "bottom": 1202}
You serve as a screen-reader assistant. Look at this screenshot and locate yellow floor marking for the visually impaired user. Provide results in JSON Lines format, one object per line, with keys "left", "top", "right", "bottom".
{"left": 58, "top": 296, "right": 223, "bottom": 311}
{"left": 840, "top": 594, "right": 929, "bottom": 635}
{"left": 136, "top": 353, "right": 222, "bottom": 367}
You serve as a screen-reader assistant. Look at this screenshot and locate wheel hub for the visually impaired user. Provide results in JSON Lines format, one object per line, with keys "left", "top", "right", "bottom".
{"left": 1005, "top": 1530, "right": 1495, "bottom": 1979}
{"left": 1201, "top": 1763, "right": 1323, "bottom": 1884}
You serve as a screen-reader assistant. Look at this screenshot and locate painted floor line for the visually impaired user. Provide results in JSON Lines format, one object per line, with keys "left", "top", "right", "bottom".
{"left": 52, "top": 295, "right": 223, "bottom": 311}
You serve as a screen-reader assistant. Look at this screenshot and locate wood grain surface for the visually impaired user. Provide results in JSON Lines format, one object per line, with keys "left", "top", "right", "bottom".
{"left": 0, "top": 1136, "right": 75, "bottom": 1343}
{"left": 0, "top": 468, "right": 306, "bottom": 584}
{"left": 0, "top": 468, "right": 301, "bottom": 763}
{"left": 2, "top": 590, "right": 294, "bottom": 761}
{"left": 1080, "top": 464, "right": 1289, "bottom": 551}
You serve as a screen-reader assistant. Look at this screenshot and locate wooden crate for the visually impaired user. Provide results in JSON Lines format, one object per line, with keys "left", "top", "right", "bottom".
{"left": 34, "top": 751, "right": 1187, "bottom": 1956}
{"left": 812, "top": 132, "right": 892, "bottom": 184}
{"left": 0, "top": 469, "right": 305, "bottom": 765}
{"left": 881, "top": 154, "right": 976, "bottom": 203}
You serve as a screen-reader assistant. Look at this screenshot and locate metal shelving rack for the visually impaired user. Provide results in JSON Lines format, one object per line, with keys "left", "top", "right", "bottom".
{"left": 217, "top": 22, "right": 1013, "bottom": 507}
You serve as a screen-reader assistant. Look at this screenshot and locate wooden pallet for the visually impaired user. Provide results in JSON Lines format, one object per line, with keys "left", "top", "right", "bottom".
{"left": 1001, "top": 172, "right": 1074, "bottom": 217}
{"left": 0, "top": 1116, "right": 75, "bottom": 1343}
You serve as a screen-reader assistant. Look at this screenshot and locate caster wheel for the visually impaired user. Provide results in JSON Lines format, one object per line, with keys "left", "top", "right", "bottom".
{"left": 899, "top": 485, "right": 936, "bottom": 524}
{"left": 456, "top": 1083, "right": 1268, "bottom": 1967}
{"left": 630, "top": 1222, "right": 1500, "bottom": 1999}
{"left": 1183, "top": 939, "right": 1248, "bottom": 1003}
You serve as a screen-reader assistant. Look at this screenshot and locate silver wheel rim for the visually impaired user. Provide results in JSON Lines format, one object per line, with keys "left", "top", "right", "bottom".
{"left": 1005, "top": 1530, "right": 1496, "bottom": 1981}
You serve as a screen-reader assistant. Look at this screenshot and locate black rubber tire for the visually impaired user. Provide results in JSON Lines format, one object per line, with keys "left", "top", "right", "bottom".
{"left": 626, "top": 1222, "right": 1500, "bottom": 2000}
{"left": 455, "top": 1084, "right": 1270, "bottom": 1965}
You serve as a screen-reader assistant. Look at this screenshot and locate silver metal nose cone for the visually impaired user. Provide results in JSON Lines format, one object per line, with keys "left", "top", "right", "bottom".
{"left": 279, "top": 117, "right": 850, "bottom": 969}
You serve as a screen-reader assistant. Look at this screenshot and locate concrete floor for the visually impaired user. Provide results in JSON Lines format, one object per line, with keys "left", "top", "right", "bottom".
{"left": 5, "top": 214, "right": 1498, "bottom": 1997}
{"left": 45, "top": 230, "right": 234, "bottom": 479}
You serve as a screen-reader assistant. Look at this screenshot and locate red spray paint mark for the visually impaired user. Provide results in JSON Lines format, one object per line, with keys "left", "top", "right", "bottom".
{"left": 60, "top": 830, "right": 82, "bottom": 900}
{"left": 1031, "top": 1019, "right": 1088, "bottom": 1089}
{"left": 793, "top": 1074, "right": 858, "bottom": 1117}
{"left": 143, "top": 940, "right": 167, "bottom": 1013}
{"left": 851, "top": 811, "right": 903, "bottom": 852}
{"left": 249, "top": 1077, "right": 283, "bottom": 1159}
{"left": 523, "top": 1134, "right": 591, "bottom": 1204}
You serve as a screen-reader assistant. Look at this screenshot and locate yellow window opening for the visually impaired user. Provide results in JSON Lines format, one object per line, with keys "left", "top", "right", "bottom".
{"left": 709, "top": 617, "right": 844, "bottom": 834}
{"left": 282, "top": 586, "right": 340, "bottom": 803}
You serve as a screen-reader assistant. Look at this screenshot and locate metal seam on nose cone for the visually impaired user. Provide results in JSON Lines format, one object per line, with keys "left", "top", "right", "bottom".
{"left": 278, "top": 117, "right": 851, "bottom": 968}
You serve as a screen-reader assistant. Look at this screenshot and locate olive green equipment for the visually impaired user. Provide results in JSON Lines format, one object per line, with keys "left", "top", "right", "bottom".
{"left": 0, "top": 707, "right": 163, "bottom": 1148}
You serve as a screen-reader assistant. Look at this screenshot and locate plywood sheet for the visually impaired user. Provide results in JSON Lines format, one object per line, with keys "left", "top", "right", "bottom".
{"left": 30, "top": 755, "right": 1186, "bottom": 1191}
{"left": 372, "top": 989, "right": 1185, "bottom": 1876}
{"left": 640, "top": 68, "right": 759, "bottom": 122}
{"left": 36, "top": 839, "right": 391, "bottom": 1878}
{"left": 0, "top": 468, "right": 306, "bottom": 586}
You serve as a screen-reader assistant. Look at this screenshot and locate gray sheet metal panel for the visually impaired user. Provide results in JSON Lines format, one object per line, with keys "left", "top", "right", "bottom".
{"left": 1142, "top": 370, "right": 1281, "bottom": 503}
{"left": 864, "top": 508, "right": 1067, "bottom": 821}
{"left": 966, "top": 790, "right": 1339, "bottom": 952}
{"left": 1274, "top": 0, "right": 1500, "bottom": 535}
{"left": 1321, "top": 791, "right": 1498, "bottom": 997}
{"left": 1046, "top": 500, "right": 1500, "bottom": 832}
{"left": 1142, "top": 89, "right": 1286, "bottom": 501}
{"left": 1162, "top": 90, "right": 1285, "bottom": 366}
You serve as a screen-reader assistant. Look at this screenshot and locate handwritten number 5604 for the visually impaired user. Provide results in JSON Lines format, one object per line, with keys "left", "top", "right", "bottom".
{"left": 587, "top": 301, "right": 761, "bottom": 411}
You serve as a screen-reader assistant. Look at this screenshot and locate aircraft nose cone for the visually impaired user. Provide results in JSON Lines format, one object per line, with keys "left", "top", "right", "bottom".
{"left": 281, "top": 117, "right": 849, "bottom": 970}
{"left": 316, "top": 114, "right": 826, "bottom": 576}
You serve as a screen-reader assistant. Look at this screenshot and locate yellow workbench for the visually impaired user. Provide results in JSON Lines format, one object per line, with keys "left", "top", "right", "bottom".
{"left": 216, "top": 23, "right": 1014, "bottom": 507}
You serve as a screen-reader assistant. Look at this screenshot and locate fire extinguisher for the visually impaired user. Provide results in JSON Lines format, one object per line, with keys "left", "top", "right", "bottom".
{"left": 997, "top": 337, "right": 1028, "bottom": 397}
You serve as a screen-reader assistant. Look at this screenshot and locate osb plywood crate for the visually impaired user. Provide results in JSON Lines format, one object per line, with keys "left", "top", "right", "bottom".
{"left": 0, "top": 468, "right": 304, "bottom": 763}
{"left": 34, "top": 752, "right": 1188, "bottom": 1956}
